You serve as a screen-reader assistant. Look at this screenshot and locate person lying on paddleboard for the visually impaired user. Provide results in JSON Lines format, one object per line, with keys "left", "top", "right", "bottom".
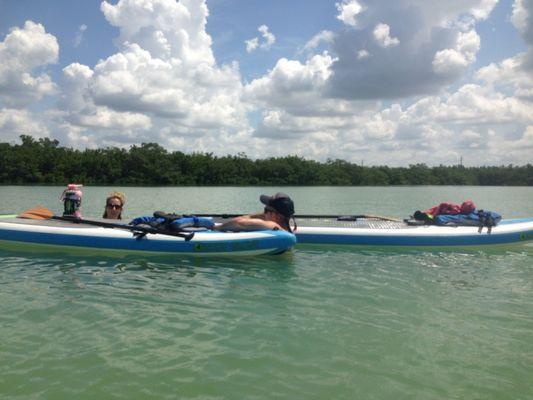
{"left": 216, "top": 193, "right": 296, "bottom": 232}
{"left": 103, "top": 191, "right": 126, "bottom": 220}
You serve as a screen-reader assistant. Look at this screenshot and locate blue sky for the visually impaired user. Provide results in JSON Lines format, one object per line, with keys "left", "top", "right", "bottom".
{"left": 0, "top": 0, "right": 532, "bottom": 165}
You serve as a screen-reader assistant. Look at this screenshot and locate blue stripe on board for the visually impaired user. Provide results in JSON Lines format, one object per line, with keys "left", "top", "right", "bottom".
{"left": 295, "top": 229, "right": 533, "bottom": 246}
{"left": 0, "top": 228, "right": 296, "bottom": 254}
{"left": 498, "top": 218, "right": 533, "bottom": 225}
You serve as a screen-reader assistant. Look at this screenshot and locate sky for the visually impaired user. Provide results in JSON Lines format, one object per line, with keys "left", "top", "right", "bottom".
{"left": 0, "top": 0, "right": 532, "bottom": 166}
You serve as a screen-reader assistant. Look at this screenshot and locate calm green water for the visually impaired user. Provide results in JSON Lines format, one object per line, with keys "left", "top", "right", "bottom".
{"left": 1, "top": 186, "right": 533, "bottom": 399}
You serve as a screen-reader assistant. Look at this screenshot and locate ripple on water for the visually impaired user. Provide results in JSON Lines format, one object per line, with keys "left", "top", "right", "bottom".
{"left": 1, "top": 248, "right": 533, "bottom": 399}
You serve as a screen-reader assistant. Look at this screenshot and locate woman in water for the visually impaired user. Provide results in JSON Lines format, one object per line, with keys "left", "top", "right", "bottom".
{"left": 102, "top": 191, "right": 126, "bottom": 219}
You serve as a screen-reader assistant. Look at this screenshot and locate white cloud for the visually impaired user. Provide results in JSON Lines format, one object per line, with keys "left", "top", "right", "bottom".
{"left": 476, "top": 53, "right": 533, "bottom": 100}
{"left": 405, "top": 0, "right": 498, "bottom": 28}
{"left": 246, "top": 60, "right": 533, "bottom": 163}
{"left": 470, "top": 0, "right": 498, "bottom": 20}
{"left": 48, "top": 0, "right": 251, "bottom": 150}
{"left": 237, "top": 1, "right": 530, "bottom": 164}
{"left": 326, "top": 1, "right": 489, "bottom": 100}
{"left": 101, "top": 0, "right": 214, "bottom": 64}
{"left": 245, "top": 53, "right": 339, "bottom": 116}
{"left": 477, "top": 1, "right": 533, "bottom": 100}
{"left": 0, "top": 21, "right": 58, "bottom": 108}
{"left": 258, "top": 25, "right": 275, "bottom": 49}
{"left": 406, "top": 84, "right": 532, "bottom": 126}
{"left": 74, "top": 24, "right": 87, "bottom": 47}
{"left": 1, "top": 0, "right": 530, "bottom": 166}
{"left": 373, "top": 23, "right": 399, "bottom": 47}
{"left": 60, "top": 62, "right": 94, "bottom": 112}
{"left": 302, "top": 30, "right": 335, "bottom": 53}
{"left": 56, "top": 61, "right": 153, "bottom": 139}
{"left": 469, "top": 0, "right": 499, "bottom": 20}
{"left": 433, "top": 49, "right": 465, "bottom": 75}
{"left": 75, "top": 108, "right": 152, "bottom": 130}
{"left": 357, "top": 83, "right": 533, "bottom": 163}
{"left": 0, "top": 108, "right": 49, "bottom": 142}
{"left": 458, "top": 128, "right": 485, "bottom": 149}
{"left": 336, "top": 0, "right": 365, "bottom": 27}
{"left": 513, "top": 125, "right": 533, "bottom": 149}
{"left": 432, "top": 30, "right": 480, "bottom": 77}
{"left": 511, "top": 0, "right": 530, "bottom": 35}
{"left": 511, "top": 0, "right": 533, "bottom": 68}
{"left": 245, "top": 25, "right": 276, "bottom": 53}
{"left": 245, "top": 37, "right": 258, "bottom": 53}
{"left": 357, "top": 49, "right": 370, "bottom": 59}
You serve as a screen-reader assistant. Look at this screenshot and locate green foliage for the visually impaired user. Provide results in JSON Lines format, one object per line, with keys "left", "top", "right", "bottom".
{"left": 0, "top": 136, "right": 531, "bottom": 185}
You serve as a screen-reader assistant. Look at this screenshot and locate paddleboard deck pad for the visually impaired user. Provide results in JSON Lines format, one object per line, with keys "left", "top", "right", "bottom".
{"left": 0, "top": 216, "right": 296, "bottom": 256}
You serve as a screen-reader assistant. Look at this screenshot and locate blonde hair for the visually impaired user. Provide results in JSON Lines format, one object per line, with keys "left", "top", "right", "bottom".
{"left": 103, "top": 191, "right": 126, "bottom": 219}
{"left": 107, "top": 191, "right": 126, "bottom": 206}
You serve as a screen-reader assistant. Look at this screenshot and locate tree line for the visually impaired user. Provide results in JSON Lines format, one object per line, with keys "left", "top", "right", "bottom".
{"left": 1, "top": 135, "right": 531, "bottom": 186}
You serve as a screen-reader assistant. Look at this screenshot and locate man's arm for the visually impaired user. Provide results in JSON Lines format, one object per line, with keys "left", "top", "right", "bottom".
{"left": 215, "top": 216, "right": 281, "bottom": 232}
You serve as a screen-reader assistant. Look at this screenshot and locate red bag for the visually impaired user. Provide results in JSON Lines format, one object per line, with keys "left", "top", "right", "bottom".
{"left": 424, "top": 200, "right": 476, "bottom": 217}
{"left": 460, "top": 200, "right": 476, "bottom": 214}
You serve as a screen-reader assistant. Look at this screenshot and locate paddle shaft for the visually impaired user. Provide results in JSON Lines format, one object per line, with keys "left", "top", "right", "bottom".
{"left": 190, "top": 213, "right": 401, "bottom": 222}
{"left": 50, "top": 215, "right": 194, "bottom": 241}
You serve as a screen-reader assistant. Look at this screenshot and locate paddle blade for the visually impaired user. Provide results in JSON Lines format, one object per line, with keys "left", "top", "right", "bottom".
{"left": 18, "top": 205, "right": 54, "bottom": 220}
{"left": 361, "top": 214, "right": 402, "bottom": 222}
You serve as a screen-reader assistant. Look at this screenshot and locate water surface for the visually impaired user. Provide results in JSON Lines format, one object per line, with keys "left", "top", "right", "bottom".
{"left": 1, "top": 186, "right": 532, "bottom": 399}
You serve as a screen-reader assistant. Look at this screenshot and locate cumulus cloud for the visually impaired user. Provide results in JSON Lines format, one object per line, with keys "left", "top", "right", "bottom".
{"left": 59, "top": 62, "right": 94, "bottom": 112}
{"left": 245, "top": 25, "right": 276, "bottom": 53}
{"left": 245, "top": 37, "right": 259, "bottom": 53}
{"left": 101, "top": 0, "right": 215, "bottom": 63}
{"left": 301, "top": 30, "right": 335, "bottom": 53}
{"left": 55, "top": 0, "right": 250, "bottom": 148}
{"left": 511, "top": 0, "right": 531, "bottom": 38}
{"left": 245, "top": 53, "right": 340, "bottom": 117}
{"left": 476, "top": 53, "right": 533, "bottom": 99}
{"left": 1, "top": 0, "right": 531, "bottom": 165}
{"left": 475, "top": 0, "right": 533, "bottom": 101}
{"left": 0, "top": 108, "right": 49, "bottom": 142}
{"left": 243, "top": 4, "right": 530, "bottom": 162}
{"left": 432, "top": 30, "right": 480, "bottom": 76}
{"left": 511, "top": 0, "right": 533, "bottom": 70}
{"left": 336, "top": 0, "right": 365, "bottom": 27}
{"left": 469, "top": 0, "right": 499, "bottom": 20}
{"left": 325, "top": 0, "right": 493, "bottom": 100}
{"left": 247, "top": 79, "right": 533, "bottom": 164}
{"left": 357, "top": 49, "right": 370, "bottom": 59}
{"left": 74, "top": 24, "right": 87, "bottom": 47}
{"left": 514, "top": 125, "right": 533, "bottom": 149}
{"left": 0, "top": 21, "right": 58, "bottom": 108}
{"left": 258, "top": 25, "right": 276, "bottom": 49}
{"left": 373, "top": 23, "right": 399, "bottom": 47}
{"left": 404, "top": 84, "right": 531, "bottom": 127}
{"left": 363, "top": 83, "right": 532, "bottom": 163}
{"left": 238, "top": 0, "right": 531, "bottom": 163}
{"left": 75, "top": 108, "right": 152, "bottom": 131}
{"left": 54, "top": 61, "right": 153, "bottom": 145}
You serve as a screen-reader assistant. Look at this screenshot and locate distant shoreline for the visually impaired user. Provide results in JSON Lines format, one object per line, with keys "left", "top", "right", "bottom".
{"left": 2, "top": 135, "right": 532, "bottom": 186}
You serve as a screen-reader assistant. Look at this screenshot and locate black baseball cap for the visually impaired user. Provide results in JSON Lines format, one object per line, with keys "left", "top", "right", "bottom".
{"left": 260, "top": 192, "right": 295, "bottom": 218}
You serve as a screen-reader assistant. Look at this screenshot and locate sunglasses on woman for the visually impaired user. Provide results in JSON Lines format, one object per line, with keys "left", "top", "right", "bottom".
{"left": 107, "top": 204, "right": 122, "bottom": 210}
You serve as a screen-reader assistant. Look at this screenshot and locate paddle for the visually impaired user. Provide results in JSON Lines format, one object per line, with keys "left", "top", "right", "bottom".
{"left": 189, "top": 213, "right": 402, "bottom": 222}
{"left": 18, "top": 206, "right": 195, "bottom": 241}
